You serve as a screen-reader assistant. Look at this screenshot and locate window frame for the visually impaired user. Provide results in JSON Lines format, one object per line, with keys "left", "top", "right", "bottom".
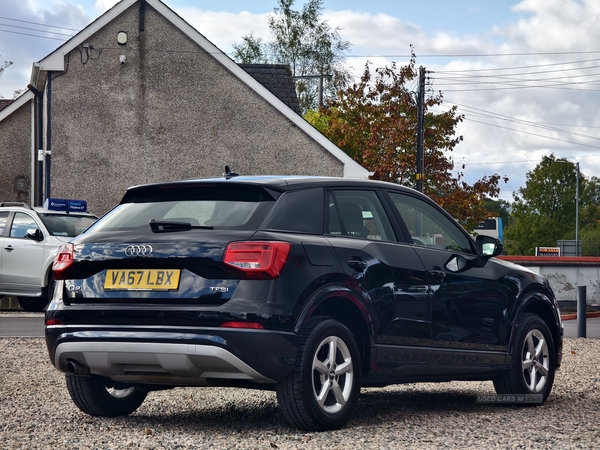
{"left": 324, "top": 188, "right": 399, "bottom": 243}
{"left": 8, "top": 211, "right": 41, "bottom": 239}
{"left": 260, "top": 187, "right": 325, "bottom": 235}
{"left": 383, "top": 190, "right": 476, "bottom": 254}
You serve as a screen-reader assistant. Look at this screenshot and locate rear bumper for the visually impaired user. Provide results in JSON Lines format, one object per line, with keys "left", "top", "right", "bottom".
{"left": 46, "top": 327, "right": 300, "bottom": 385}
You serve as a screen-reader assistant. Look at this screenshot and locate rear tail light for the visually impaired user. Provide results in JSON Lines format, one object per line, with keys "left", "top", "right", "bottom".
{"left": 45, "top": 318, "right": 63, "bottom": 326}
{"left": 53, "top": 244, "right": 74, "bottom": 280}
{"left": 223, "top": 241, "right": 291, "bottom": 279}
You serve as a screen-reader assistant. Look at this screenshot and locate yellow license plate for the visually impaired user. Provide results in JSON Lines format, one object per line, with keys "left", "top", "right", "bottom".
{"left": 104, "top": 269, "right": 181, "bottom": 291}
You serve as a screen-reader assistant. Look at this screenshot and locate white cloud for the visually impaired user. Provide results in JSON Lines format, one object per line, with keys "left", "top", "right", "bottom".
{"left": 507, "top": 0, "right": 600, "bottom": 51}
{"left": 94, "top": 0, "right": 120, "bottom": 12}
{"left": 322, "top": 10, "right": 425, "bottom": 55}
{"left": 176, "top": 8, "right": 270, "bottom": 54}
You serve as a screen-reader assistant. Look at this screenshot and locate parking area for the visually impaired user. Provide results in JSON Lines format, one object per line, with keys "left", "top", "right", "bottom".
{"left": 1, "top": 336, "right": 599, "bottom": 449}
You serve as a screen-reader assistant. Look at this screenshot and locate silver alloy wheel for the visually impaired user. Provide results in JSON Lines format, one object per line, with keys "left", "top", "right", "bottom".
{"left": 311, "top": 335, "right": 354, "bottom": 414}
{"left": 106, "top": 386, "right": 135, "bottom": 398}
{"left": 521, "top": 329, "right": 550, "bottom": 393}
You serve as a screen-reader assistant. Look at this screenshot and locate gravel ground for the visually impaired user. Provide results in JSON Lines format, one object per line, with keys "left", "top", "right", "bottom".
{"left": 1, "top": 337, "right": 599, "bottom": 449}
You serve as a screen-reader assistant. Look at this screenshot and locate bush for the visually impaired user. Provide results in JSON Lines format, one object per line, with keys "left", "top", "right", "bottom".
{"left": 580, "top": 226, "right": 600, "bottom": 256}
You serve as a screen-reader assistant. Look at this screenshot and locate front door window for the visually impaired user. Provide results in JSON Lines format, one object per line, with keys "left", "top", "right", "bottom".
{"left": 388, "top": 193, "right": 473, "bottom": 254}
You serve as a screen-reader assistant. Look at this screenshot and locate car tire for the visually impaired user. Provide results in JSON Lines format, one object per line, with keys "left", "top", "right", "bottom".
{"left": 17, "top": 276, "right": 55, "bottom": 312}
{"left": 276, "top": 316, "right": 361, "bottom": 431}
{"left": 17, "top": 296, "right": 49, "bottom": 312}
{"left": 65, "top": 374, "right": 147, "bottom": 417}
{"left": 493, "top": 313, "right": 556, "bottom": 403}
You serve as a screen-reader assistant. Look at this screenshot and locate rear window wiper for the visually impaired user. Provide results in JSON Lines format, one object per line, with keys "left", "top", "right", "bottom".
{"left": 149, "top": 219, "right": 214, "bottom": 233}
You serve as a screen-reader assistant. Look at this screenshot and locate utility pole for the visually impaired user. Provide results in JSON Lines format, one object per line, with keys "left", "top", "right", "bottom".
{"left": 416, "top": 66, "right": 426, "bottom": 192}
{"left": 576, "top": 161, "right": 580, "bottom": 256}
{"left": 293, "top": 74, "right": 332, "bottom": 107}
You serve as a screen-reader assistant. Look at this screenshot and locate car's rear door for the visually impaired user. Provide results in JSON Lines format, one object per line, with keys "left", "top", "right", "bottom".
{"left": 324, "top": 189, "right": 431, "bottom": 379}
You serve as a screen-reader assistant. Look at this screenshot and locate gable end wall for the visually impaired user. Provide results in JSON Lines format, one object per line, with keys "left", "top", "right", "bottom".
{"left": 49, "top": 4, "right": 343, "bottom": 214}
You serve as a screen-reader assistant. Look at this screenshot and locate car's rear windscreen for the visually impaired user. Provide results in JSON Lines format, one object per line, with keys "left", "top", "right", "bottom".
{"left": 88, "top": 184, "right": 279, "bottom": 232}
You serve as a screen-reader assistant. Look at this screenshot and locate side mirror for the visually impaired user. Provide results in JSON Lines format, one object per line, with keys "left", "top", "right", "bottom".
{"left": 476, "top": 235, "right": 503, "bottom": 258}
{"left": 26, "top": 228, "right": 43, "bottom": 242}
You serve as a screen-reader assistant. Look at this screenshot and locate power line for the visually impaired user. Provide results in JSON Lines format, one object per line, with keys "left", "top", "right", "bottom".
{"left": 460, "top": 116, "right": 600, "bottom": 151}
{"left": 0, "top": 16, "right": 80, "bottom": 32}
{"left": 0, "top": 29, "right": 69, "bottom": 41}
{"left": 434, "top": 70, "right": 600, "bottom": 86}
{"left": 350, "top": 50, "right": 600, "bottom": 58}
{"left": 436, "top": 83, "right": 600, "bottom": 92}
{"left": 457, "top": 153, "right": 600, "bottom": 166}
{"left": 435, "top": 58, "right": 600, "bottom": 73}
{"left": 0, "top": 23, "right": 75, "bottom": 37}
{"left": 441, "top": 102, "right": 600, "bottom": 141}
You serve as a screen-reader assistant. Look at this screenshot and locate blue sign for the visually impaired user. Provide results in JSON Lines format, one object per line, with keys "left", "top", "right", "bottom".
{"left": 44, "top": 198, "right": 68, "bottom": 211}
{"left": 44, "top": 198, "right": 88, "bottom": 213}
{"left": 67, "top": 200, "right": 87, "bottom": 212}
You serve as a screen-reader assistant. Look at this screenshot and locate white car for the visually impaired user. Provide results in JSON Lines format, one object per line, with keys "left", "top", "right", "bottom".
{"left": 0, "top": 199, "right": 98, "bottom": 311}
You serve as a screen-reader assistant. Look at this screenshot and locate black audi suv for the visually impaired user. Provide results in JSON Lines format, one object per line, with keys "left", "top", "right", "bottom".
{"left": 45, "top": 175, "right": 563, "bottom": 431}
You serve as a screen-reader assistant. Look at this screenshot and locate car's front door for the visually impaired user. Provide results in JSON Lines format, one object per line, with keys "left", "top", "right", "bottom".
{"left": 325, "top": 189, "right": 431, "bottom": 379}
{"left": 386, "top": 192, "right": 510, "bottom": 376}
{"left": 1, "top": 212, "right": 45, "bottom": 293}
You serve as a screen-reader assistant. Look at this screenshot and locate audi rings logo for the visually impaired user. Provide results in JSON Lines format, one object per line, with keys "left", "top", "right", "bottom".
{"left": 125, "top": 244, "right": 153, "bottom": 257}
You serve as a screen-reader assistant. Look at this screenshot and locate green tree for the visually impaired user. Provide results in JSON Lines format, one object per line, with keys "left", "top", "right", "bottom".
{"left": 578, "top": 176, "right": 600, "bottom": 256}
{"left": 306, "top": 53, "right": 507, "bottom": 230}
{"left": 231, "top": 0, "right": 351, "bottom": 112}
{"left": 232, "top": 33, "right": 268, "bottom": 63}
{"left": 482, "top": 198, "right": 511, "bottom": 230}
{"left": 505, "top": 155, "right": 580, "bottom": 255}
{"left": 581, "top": 176, "right": 600, "bottom": 229}
{"left": 581, "top": 226, "right": 600, "bottom": 256}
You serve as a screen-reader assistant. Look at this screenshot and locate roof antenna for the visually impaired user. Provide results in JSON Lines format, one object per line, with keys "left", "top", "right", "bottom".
{"left": 223, "top": 166, "right": 239, "bottom": 180}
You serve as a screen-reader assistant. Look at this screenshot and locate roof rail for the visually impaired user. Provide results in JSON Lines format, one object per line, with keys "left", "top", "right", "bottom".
{"left": 0, "top": 202, "right": 33, "bottom": 210}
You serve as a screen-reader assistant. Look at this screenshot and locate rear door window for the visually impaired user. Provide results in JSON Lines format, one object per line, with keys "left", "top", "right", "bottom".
{"left": 0, "top": 211, "right": 9, "bottom": 236}
{"left": 262, "top": 188, "right": 324, "bottom": 234}
{"left": 326, "top": 190, "right": 395, "bottom": 241}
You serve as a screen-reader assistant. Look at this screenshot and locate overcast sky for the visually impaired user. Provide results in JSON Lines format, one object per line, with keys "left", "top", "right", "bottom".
{"left": 1, "top": 0, "right": 599, "bottom": 202}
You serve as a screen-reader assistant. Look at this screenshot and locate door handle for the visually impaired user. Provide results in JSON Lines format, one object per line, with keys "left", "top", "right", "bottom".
{"left": 4, "top": 245, "right": 13, "bottom": 252}
{"left": 347, "top": 259, "right": 367, "bottom": 272}
{"left": 428, "top": 268, "right": 446, "bottom": 282}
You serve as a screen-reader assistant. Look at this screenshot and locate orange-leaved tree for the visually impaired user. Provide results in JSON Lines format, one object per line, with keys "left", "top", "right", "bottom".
{"left": 305, "top": 51, "right": 507, "bottom": 230}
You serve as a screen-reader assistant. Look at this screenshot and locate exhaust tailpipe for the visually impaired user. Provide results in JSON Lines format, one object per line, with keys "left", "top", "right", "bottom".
{"left": 66, "top": 359, "right": 90, "bottom": 376}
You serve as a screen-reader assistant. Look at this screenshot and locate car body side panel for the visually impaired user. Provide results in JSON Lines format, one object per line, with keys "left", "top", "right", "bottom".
{"left": 1, "top": 236, "right": 46, "bottom": 292}
{"left": 413, "top": 247, "right": 514, "bottom": 374}
{"left": 326, "top": 237, "right": 432, "bottom": 378}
